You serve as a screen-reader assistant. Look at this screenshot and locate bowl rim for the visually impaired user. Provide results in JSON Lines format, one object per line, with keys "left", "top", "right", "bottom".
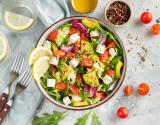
{"left": 34, "top": 16, "right": 127, "bottom": 110}
{"left": 104, "top": 0, "right": 132, "bottom": 27}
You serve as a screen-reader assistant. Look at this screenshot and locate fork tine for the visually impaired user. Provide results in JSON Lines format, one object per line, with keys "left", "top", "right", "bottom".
{"left": 16, "top": 54, "right": 24, "bottom": 74}
{"left": 14, "top": 54, "right": 21, "bottom": 73}
{"left": 20, "top": 69, "right": 30, "bottom": 86}
{"left": 23, "top": 70, "right": 32, "bottom": 87}
{"left": 17, "top": 68, "right": 28, "bottom": 83}
{"left": 11, "top": 53, "right": 19, "bottom": 72}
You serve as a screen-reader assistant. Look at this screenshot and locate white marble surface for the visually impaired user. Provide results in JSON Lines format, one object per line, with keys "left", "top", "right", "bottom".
{"left": 4, "top": 0, "right": 160, "bottom": 125}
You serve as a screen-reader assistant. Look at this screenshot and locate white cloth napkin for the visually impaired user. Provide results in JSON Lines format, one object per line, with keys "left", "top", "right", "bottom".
{"left": 0, "top": 0, "right": 70, "bottom": 125}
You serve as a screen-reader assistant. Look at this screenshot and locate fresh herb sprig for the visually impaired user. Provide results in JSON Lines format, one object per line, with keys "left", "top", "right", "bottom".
{"left": 32, "top": 110, "right": 102, "bottom": 125}
{"left": 32, "top": 110, "right": 68, "bottom": 125}
{"left": 73, "top": 110, "right": 102, "bottom": 125}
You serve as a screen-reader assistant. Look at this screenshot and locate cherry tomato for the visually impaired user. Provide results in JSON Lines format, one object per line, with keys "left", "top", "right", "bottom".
{"left": 48, "top": 29, "right": 58, "bottom": 42}
{"left": 70, "top": 84, "right": 79, "bottom": 95}
{"left": 81, "top": 58, "right": 93, "bottom": 68}
{"left": 80, "top": 33, "right": 89, "bottom": 41}
{"left": 54, "top": 50, "right": 65, "bottom": 59}
{"left": 151, "top": 24, "right": 160, "bottom": 35}
{"left": 73, "top": 41, "right": 81, "bottom": 52}
{"left": 94, "top": 92, "right": 106, "bottom": 101}
{"left": 55, "top": 82, "right": 67, "bottom": 91}
{"left": 66, "top": 52, "right": 76, "bottom": 60}
{"left": 138, "top": 83, "right": 150, "bottom": 96}
{"left": 124, "top": 85, "right": 134, "bottom": 97}
{"left": 105, "top": 69, "right": 115, "bottom": 76}
{"left": 106, "top": 41, "right": 116, "bottom": 50}
{"left": 69, "top": 28, "right": 80, "bottom": 35}
{"left": 117, "top": 107, "right": 128, "bottom": 119}
{"left": 76, "top": 74, "right": 83, "bottom": 83}
{"left": 140, "top": 12, "right": 153, "bottom": 24}
{"left": 99, "top": 51, "right": 109, "bottom": 63}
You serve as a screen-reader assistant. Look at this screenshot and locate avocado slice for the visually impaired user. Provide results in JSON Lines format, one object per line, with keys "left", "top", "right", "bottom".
{"left": 59, "top": 61, "right": 71, "bottom": 80}
{"left": 51, "top": 42, "right": 58, "bottom": 51}
{"left": 81, "top": 18, "right": 100, "bottom": 29}
{"left": 81, "top": 40, "right": 94, "bottom": 56}
{"left": 115, "top": 60, "right": 123, "bottom": 79}
{"left": 83, "top": 70, "right": 100, "bottom": 87}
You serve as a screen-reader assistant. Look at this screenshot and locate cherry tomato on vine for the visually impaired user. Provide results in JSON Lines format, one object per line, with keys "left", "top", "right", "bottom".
{"left": 124, "top": 85, "right": 134, "bottom": 96}
{"left": 140, "top": 12, "right": 152, "bottom": 24}
{"left": 138, "top": 83, "right": 150, "bottom": 96}
{"left": 151, "top": 24, "right": 160, "bottom": 35}
{"left": 117, "top": 107, "right": 128, "bottom": 119}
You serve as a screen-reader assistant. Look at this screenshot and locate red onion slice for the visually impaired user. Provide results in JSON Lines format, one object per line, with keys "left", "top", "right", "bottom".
{"left": 61, "top": 46, "right": 73, "bottom": 52}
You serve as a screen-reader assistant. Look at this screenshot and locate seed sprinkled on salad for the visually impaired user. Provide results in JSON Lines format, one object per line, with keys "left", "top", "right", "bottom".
{"left": 34, "top": 18, "right": 124, "bottom": 107}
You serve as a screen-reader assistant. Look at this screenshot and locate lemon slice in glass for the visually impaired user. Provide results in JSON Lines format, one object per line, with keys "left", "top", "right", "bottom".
{"left": 29, "top": 47, "right": 53, "bottom": 65}
{"left": 0, "top": 35, "right": 7, "bottom": 62}
{"left": 4, "top": 11, "right": 34, "bottom": 31}
{"left": 32, "top": 56, "right": 50, "bottom": 82}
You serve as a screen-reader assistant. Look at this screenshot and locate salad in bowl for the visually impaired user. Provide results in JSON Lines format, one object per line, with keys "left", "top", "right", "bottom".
{"left": 29, "top": 17, "right": 126, "bottom": 110}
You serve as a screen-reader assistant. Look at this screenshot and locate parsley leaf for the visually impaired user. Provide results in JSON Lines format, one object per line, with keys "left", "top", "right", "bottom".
{"left": 32, "top": 110, "right": 68, "bottom": 125}
{"left": 91, "top": 111, "right": 102, "bottom": 125}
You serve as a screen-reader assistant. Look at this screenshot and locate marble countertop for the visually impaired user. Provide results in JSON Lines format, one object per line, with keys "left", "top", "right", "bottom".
{"left": 19, "top": 0, "right": 160, "bottom": 125}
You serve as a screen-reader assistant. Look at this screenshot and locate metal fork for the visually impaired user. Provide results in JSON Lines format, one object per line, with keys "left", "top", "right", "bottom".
{"left": 0, "top": 68, "right": 32, "bottom": 124}
{"left": 0, "top": 54, "right": 24, "bottom": 111}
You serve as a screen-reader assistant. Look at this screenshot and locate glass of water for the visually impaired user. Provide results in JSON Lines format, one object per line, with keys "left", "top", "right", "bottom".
{"left": 1, "top": 0, "right": 37, "bottom": 32}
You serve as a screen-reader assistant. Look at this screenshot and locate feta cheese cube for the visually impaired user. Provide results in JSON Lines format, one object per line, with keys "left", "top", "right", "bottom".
{"left": 47, "top": 79, "right": 56, "bottom": 87}
{"left": 93, "top": 63, "right": 100, "bottom": 69}
{"left": 68, "top": 33, "right": 80, "bottom": 45}
{"left": 63, "top": 96, "right": 71, "bottom": 105}
{"left": 72, "top": 96, "right": 82, "bottom": 102}
{"left": 43, "top": 40, "right": 51, "bottom": 49}
{"left": 102, "top": 75, "right": 112, "bottom": 84}
{"left": 67, "top": 69, "right": 77, "bottom": 83}
{"left": 90, "top": 30, "right": 99, "bottom": 37}
{"left": 50, "top": 57, "right": 59, "bottom": 66}
{"left": 70, "top": 58, "right": 79, "bottom": 68}
{"left": 109, "top": 48, "right": 116, "bottom": 57}
{"left": 96, "top": 44, "right": 106, "bottom": 54}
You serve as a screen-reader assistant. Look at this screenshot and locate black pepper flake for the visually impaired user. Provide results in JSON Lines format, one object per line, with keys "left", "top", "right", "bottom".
{"left": 106, "top": 1, "right": 131, "bottom": 25}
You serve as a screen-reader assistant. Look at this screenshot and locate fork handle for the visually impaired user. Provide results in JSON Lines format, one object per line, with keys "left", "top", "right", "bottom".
{"left": 0, "top": 87, "right": 9, "bottom": 112}
{"left": 0, "top": 100, "right": 12, "bottom": 124}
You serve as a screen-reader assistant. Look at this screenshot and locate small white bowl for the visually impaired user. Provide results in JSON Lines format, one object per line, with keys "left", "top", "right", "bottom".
{"left": 104, "top": 0, "right": 132, "bottom": 28}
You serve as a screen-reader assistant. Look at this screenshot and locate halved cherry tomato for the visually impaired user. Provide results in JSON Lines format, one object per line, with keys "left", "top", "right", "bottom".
{"left": 99, "top": 51, "right": 109, "bottom": 63}
{"left": 81, "top": 58, "right": 93, "bottom": 68}
{"left": 66, "top": 52, "right": 76, "bottom": 60}
{"left": 70, "top": 84, "right": 79, "bottom": 95}
{"left": 106, "top": 41, "right": 116, "bottom": 50}
{"left": 105, "top": 69, "right": 115, "bottom": 76}
{"left": 138, "top": 83, "right": 150, "bottom": 96}
{"left": 151, "top": 24, "right": 160, "bottom": 35}
{"left": 54, "top": 50, "right": 65, "bottom": 59}
{"left": 76, "top": 74, "right": 83, "bottom": 83}
{"left": 140, "top": 12, "right": 152, "bottom": 24}
{"left": 124, "top": 85, "right": 134, "bottom": 97}
{"left": 73, "top": 41, "right": 81, "bottom": 52}
{"left": 117, "top": 107, "right": 128, "bottom": 119}
{"left": 69, "top": 28, "right": 80, "bottom": 35}
{"left": 55, "top": 82, "right": 67, "bottom": 91}
{"left": 80, "top": 33, "right": 89, "bottom": 41}
{"left": 94, "top": 92, "right": 106, "bottom": 101}
{"left": 48, "top": 29, "right": 58, "bottom": 42}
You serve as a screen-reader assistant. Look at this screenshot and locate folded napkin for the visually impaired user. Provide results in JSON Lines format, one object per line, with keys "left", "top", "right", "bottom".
{"left": 0, "top": 0, "right": 70, "bottom": 125}
{"left": 36, "top": 0, "right": 70, "bottom": 27}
